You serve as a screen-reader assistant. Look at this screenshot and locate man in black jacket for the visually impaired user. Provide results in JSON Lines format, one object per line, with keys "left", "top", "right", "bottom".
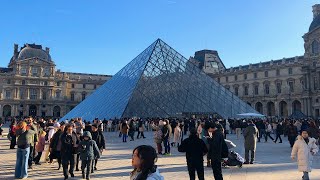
{"left": 91, "top": 124, "right": 106, "bottom": 173}
{"left": 178, "top": 128, "right": 208, "bottom": 180}
{"left": 207, "top": 122, "right": 224, "bottom": 180}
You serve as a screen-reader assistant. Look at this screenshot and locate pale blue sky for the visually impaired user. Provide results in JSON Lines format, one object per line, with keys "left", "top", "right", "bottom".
{"left": 0, "top": 1, "right": 319, "bottom": 75}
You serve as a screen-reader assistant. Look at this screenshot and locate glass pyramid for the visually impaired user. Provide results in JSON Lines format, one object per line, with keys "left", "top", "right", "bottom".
{"left": 60, "top": 39, "right": 257, "bottom": 121}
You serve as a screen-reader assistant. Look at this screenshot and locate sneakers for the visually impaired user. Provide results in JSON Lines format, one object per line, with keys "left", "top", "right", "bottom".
{"left": 163, "top": 153, "right": 171, "bottom": 156}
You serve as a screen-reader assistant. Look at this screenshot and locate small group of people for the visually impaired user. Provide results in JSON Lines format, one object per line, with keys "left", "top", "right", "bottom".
{"left": 11, "top": 116, "right": 105, "bottom": 180}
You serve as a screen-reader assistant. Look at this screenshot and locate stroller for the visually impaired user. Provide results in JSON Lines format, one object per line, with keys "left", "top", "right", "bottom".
{"left": 222, "top": 139, "right": 245, "bottom": 168}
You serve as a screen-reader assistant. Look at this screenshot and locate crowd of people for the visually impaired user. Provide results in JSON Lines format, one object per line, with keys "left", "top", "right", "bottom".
{"left": 2, "top": 116, "right": 320, "bottom": 180}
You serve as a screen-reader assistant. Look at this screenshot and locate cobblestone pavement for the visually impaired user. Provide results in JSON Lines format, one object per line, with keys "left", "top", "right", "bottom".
{"left": 0, "top": 125, "right": 319, "bottom": 180}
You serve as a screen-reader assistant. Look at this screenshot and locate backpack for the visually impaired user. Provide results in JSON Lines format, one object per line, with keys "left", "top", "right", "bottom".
{"left": 221, "top": 139, "right": 229, "bottom": 158}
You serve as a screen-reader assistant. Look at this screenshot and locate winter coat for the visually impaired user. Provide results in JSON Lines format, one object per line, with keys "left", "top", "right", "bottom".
{"left": 130, "top": 168, "right": 164, "bottom": 180}
{"left": 207, "top": 131, "right": 224, "bottom": 160}
{"left": 152, "top": 125, "right": 163, "bottom": 144}
{"left": 36, "top": 136, "right": 46, "bottom": 152}
{"left": 78, "top": 131, "right": 101, "bottom": 160}
{"left": 243, "top": 124, "right": 258, "bottom": 151}
{"left": 162, "top": 124, "right": 172, "bottom": 140}
{"left": 173, "top": 126, "right": 181, "bottom": 143}
{"left": 178, "top": 135, "right": 208, "bottom": 163}
{"left": 121, "top": 123, "right": 129, "bottom": 135}
{"left": 91, "top": 130, "right": 106, "bottom": 150}
{"left": 287, "top": 124, "right": 298, "bottom": 137}
{"left": 60, "top": 131, "right": 79, "bottom": 160}
{"left": 50, "top": 129, "right": 63, "bottom": 151}
{"left": 308, "top": 126, "right": 320, "bottom": 139}
{"left": 291, "top": 135, "right": 319, "bottom": 172}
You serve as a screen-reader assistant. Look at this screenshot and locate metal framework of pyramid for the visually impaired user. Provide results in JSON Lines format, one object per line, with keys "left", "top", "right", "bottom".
{"left": 60, "top": 39, "right": 257, "bottom": 121}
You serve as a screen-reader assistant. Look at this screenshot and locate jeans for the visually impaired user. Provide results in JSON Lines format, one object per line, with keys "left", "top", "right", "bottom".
{"left": 265, "top": 132, "right": 274, "bottom": 142}
{"left": 288, "top": 136, "right": 297, "bottom": 148}
{"left": 15, "top": 147, "right": 30, "bottom": 179}
{"left": 137, "top": 131, "right": 145, "bottom": 138}
{"left": 82, "top": 160, "right": 92, "bottom": 178}
{"left": 211, "top": 159, "right": 223, "bottom": 180}
{"left": 10, "top": 135, "right": 16, "bottom": 149}
{"left": 187, "top": 161, "right": 204, "bottom": 180}
{"left": 274, "top": 133, "right": 282, "bottom": 143}
{"left": 122, "top": 134, "right": 127, "bottom": 142}
{"left": 163, "top": 138, "right": 171, "bottom": 154}
{"left": 156, "top": 143, "right": 162, "bottom": 154}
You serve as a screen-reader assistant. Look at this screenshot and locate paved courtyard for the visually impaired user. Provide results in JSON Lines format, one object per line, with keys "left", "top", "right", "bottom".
{"left": 0, "top": 125, "right": 319, "bottom": 180}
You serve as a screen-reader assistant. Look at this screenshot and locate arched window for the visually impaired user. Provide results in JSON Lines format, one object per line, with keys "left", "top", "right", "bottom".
{"left": 312, "top": 40, "right": 320, "bottom": 55}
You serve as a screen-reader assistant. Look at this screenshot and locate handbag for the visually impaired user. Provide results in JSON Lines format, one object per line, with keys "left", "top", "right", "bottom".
{"left": 7, "top": 133, "right": 12, "bottom": 141}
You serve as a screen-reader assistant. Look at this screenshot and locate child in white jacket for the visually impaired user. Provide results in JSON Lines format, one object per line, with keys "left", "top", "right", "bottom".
{"left": 291, "top": 129, "right": 319, "bottom": 180}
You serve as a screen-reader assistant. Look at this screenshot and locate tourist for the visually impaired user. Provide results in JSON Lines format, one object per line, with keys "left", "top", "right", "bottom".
{"left": 49, "top": 122, "right": 65, "bottom": 169}
{"left": 129, "top": 120, "right": 136, "bottom": 141}
{"left": 243, "top": 120, "right": 258, "bottom": 164}
{"left": 264, "top": 121, "right": 274, "bottom": 142}
{"left": 130, "top": 145, "right": 164, "bottom": 180}
{"left": 15, "top": 121, "right": 36, "bottom": 179}
{"left": 152, "top": 122, "right": 163, "bottom": 155}
{"left": 235, "top": 120, "right": 242, "bottom": 140}
{"left": 291, "top": 129, "right": 319, "bottom": 180}
{"left": 307, "top": 121, "right": 320, "bottom": 144}
{"left": 26, "top": 117, "right": 38, "bottom": 169}
{"left": 256, "top": 120, "right": 265, "bottom": 142}
{"left": 273, "top": 122, "right": 283, "bottom": 143}
{"left": 162, "top": 119, "right": 172, "bottom": 155}
{"left": 34, "top": 131, "right": 46, "bottom": 165}
{"left": 137, "top": 120, "right": 146, "bottom": 139}
{"left": 178, "top": 128, "right": 208, "bottom": 180}
{"left": 9, "top": 119, "right": 17, "bottom": 149}
{"left": 91, "top": 124, "right": 105, "bottom": 172}
{"left": 61, "top": 124, "right": 79, "bottom": 180}
{"left": 121, "top": 121, "right": 129, "bottom": 142}
{"left": 287, "top": 122, "right": 298, "bottom": 148}
{"left": 79, "top": 131, "right": 101, "bottom": 180}
{"left": 207, "top": 122, "right": 224, "bottom": 180}
{"left": 172, "top": 122, "right": 181, "bottom": 147}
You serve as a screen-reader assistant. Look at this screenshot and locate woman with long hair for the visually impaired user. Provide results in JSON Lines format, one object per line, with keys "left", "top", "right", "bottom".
{"left": 130, "top": 145, "right": 164, "bottom": 180}
{"left": 9, "top": 119, "right": 17, "bottom": 149}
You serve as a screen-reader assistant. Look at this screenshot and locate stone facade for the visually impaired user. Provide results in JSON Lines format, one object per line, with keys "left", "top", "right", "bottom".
{"left": 191, "top": 4, "right": 320, "bottom": 118}
{"left": 0, "top": 43, "right": 111, "bottom": 118}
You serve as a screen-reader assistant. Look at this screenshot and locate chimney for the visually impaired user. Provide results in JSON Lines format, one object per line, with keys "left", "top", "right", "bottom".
{"left": 14, "top": 44, "right": 18, "bottom": 54}
{"left": 312, "top": 4, "right": 320, "bottom": 19}
{"left": 45, "top": 47, "right": 50, "bottom": 53}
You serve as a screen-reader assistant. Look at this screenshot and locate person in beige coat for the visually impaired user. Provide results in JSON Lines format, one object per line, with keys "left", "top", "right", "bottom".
{"left": 291, "top": 129, "right": 319, "bottom": 180}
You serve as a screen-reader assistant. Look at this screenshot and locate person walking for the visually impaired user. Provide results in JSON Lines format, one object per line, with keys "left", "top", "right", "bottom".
{"left": 79, "top": 131, "right": 101, "bottom": 180}
{"left": 91, "top": 124, "right": 105, "bottom": 172}
{"left": 49, "top": 123, "right": 65, "bottom": 170}
{"left": 162, "top": 120, "right": 172, "bottom": 155}
{"left": 128, "top": 120, "right": 135, "bottom": 141}
{"left": 9, "top": 120, "right": 17, "bottom": 149}
{"left": 172, "top": 122, "right": 181, "bottom": 147}
{"left": 130, "top": 145, "right": 164, "bottom": 180}
{"left": 34, "top": 131, "right": 46, "bottom": 165}
{"left": 15, "top": 121, "right": 36, "bottom": 179}
{"left": 291, "top": 129, "right": 319, "bottom": 180}
{"left": 61, "top": 124, "right": 79, "bottom": 180}
{"left": 265, "top": 122, "right": 274, "bottom": 142}
{"left": 26, "top": 117, "right": 38, "bottom": 169}
{"left": 207, "top": 123, "right": 224, "bottom": 180}
{"left": 288, "top": 122, "right": 298, "bottom": 148}
{"left": 307, "top": 121, "right": 320, "bottom": 144}
{"left": 152, "top": 122, "right": 163, "bottom": 155}
{"left": 256, "top": 120, "right": 265, "bottom": 143}
{"left": 178, "top": 128, "right": 208, "bottom": 180}
{"left": 274, "top": 122, "right": 283, "bottom": 143}
{"left": 235, "top": 120, "right": 242, "bottom": 140}
{"left": 121, "top": 121, "right": 129, "bottom": 142}
{"left": 137, "top": 120, "right": 146, "bottom": 139}
{"left": 243, "top": 121, "right": 258, "bottom": 164}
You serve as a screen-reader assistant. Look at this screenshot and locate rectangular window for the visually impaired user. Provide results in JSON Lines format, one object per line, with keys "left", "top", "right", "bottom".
{"left": 289, "top": 82, "right": 294, "bottom": 92}
{"left": 254, "top": 73, "right": 257, "bottom": 79}
{"left": 217, "top": 78, "right": 220, "bottom": 83}
{"left": 20, "top": 88, "right": 24, "bottom": 99}
{"left": 235, "top": 87, "right": 239, "bottom": 96}
{"left": 314, "top": 77, "right": 318, "bottom": 90}
{"left": 244, "top": 86, "right": 248, "bottom": 95}
{"left": 32, "top": 67, "right": 38, "bottom": 76}
{"left": 7, "top": 79, "right": 11, "bottom": 84}
{"left": 276, "top": 69, "right": 280, "bottom": 76}
{"left": 21, "top": 67, "right": 27, "bottom": 76}
{"left": 265, "top": 71, "right": 268, "bottom": 77}
{"left": 56, "top": 82, "right": 61, "bottom": 86}
{"left": 44, "top": 67, "right": 50, "bottom": 76}
{"left": 234, "top": 75, "right": 238, "bottom": 81}
{"left": 265, "top": 84, "right": 270, "bottom": 95}
{"left": 277, "top": 83, "right": 281, "bottom": 94}
{"left": 72, "top": 84, "right": 75, "bottom": 88}
{"left": 288, "top": 68, "right": 293, "bottom": 75}
{"left": 5, "top": 90, "right": 11, "bottom": 99}
{"left": 56, "top": 91, "right": 61, "bottom": 99}
{"left": 42, "top": 91, "right": 47, "bottom": 100}
{"left": 94, "top": 84, "right": 97, "bottom": 89}
{"left": 244, "top": 74, "right": 247, "bottom": 80}
{"left": 83, "top": 84, "right": 86, "bottom": 88}
{"left": 71, "top": 93, "right": 75, "bottom": 101}
{"left": 30, "top": 89, "right": 37, "bottom": 99}
{"left": 82, "top": 93, "right": 86, "bottom": 101}
{"left": 254, "top": 85, "right": 259, "bottom": 95}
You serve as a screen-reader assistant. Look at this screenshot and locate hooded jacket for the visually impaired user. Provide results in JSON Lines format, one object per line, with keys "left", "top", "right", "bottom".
{"left": 79, "top": 131, "right": 101, "bottom": 160}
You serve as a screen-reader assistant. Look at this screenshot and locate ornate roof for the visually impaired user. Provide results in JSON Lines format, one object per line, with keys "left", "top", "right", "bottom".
{"left": 11, "top": 43, "right": 52, "bottom": 63}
